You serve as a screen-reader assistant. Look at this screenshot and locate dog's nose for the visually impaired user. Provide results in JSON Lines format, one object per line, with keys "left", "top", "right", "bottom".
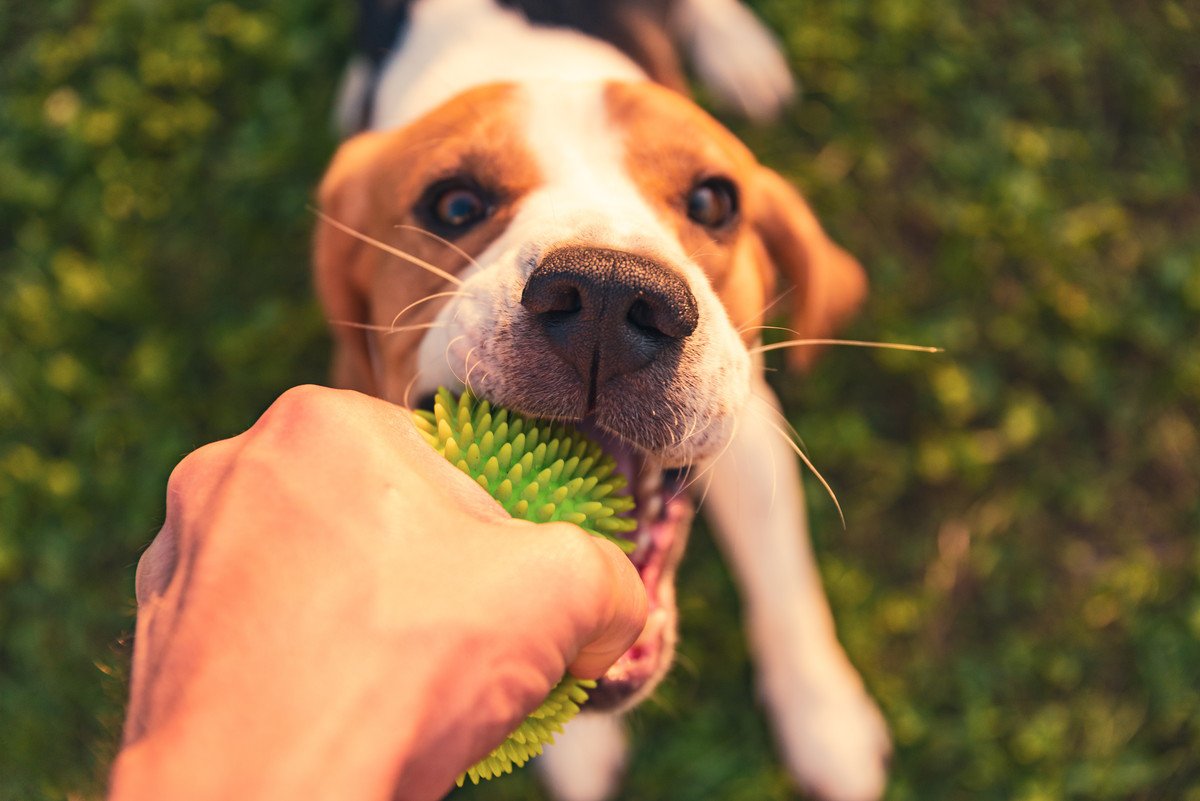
{"left": 521, "top": 246, "right": 699, "bottom": 388}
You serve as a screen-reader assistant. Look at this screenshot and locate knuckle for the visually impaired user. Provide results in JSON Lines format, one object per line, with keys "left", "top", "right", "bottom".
{"left": 261, "top": 384, "right": 333, "bottom": 426}
{"left": 543, "top": 525, "right": 617, "bottom": 589}
{"left": 252, "top": 385, "right": 352, "bottom": 444}
{"left": 135, "top": 529, "right": 177, "bottom": 604}
{"left": 165, "top": 440, "right": 223, "bottom": 497}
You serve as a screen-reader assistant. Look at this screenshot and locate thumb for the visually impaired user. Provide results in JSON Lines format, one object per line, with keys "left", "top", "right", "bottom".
{"left": 565, "top": 535, "right": 648, "bottom": 680}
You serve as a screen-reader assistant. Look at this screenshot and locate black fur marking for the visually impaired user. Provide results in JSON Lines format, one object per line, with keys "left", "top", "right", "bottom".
{"left": 356, "top": 0, "right": 413, "bottom": 66}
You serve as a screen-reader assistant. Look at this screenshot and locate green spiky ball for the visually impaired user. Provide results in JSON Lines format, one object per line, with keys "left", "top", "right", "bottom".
{"left": 411, "top": 389, "right": 638, "bottom": 786}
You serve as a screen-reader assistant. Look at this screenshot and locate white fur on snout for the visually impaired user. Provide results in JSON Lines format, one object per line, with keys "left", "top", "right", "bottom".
{"left": 415, "top": 81, "right": 750, "bottom": 465}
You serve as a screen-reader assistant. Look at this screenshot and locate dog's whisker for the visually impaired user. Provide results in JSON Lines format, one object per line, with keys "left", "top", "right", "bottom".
{"left": 696, "top": 459, "right": 721, "bottom": 511}
{"left": 462, "top": 346, "right": 483, "bottom": 396}
{"left": 685, "top": 238, "right": 720, "bottom": 262}
{"left": 668, "top": 467, "right": 694, "bottom": 505}
{"left": 754, "top": 395, "right": 809, "bottom": 454}
{"left": 769, "top": 422, "right": 779, "bottom": 516}
{"left": 442, "top": 334, "right": 469, "bottom": 387}
{"left": 740, "top": 324, "right": 802, "bottom": 335}
{"left": 691, "top": 413, "right": 742, "bottom": 509}
{"left": 750, "top": 337, "right": 943, "bottom": 356}
{"left": 760, "top": 415, "right": 845, "bottom": 528}
{"left": 387, "top": 290, "right": 467, "bottom": 330}
{"left": 672, "top": 403, "right": 708, "bottom": 451}
{"left": 743, "top": 396, "right": 789, "bottom": 517}
{"left": 667, "top": 410, "right": 699, "bottom": 452}
{"left": 667, "top": 461, "right": 695, "bottom": 505}
{"left": 313, "top": 209, "right": 464, "bottom": 286}
{"left": 677, "top": 412, "right": 715, "bottom": 452}
{"left": 676, "top": 410, "right": 696, "bottom": 448}
{"left": 737, "top": 285, "right": 797, "bottom": 333}
{"left": 328, "top": 320, "right": 445, "bottom": 335}
{"left": 668, "top": 407, "right": 683, "bottom": 446}
{"left": 395, "top": 224, "right": 484, "bottom": 273}
{"left": 401, "top": 368, "right": 425, "bottom": 410}
{"left": 673, "top": 415, "right": 737, "bottom": 502}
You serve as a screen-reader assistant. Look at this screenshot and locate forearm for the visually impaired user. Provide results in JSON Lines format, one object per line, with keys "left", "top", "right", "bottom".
{"left": 110, "top": 620, "right": 550, "bottom": 801}
{"left": 110, "top": 622, "right": 418, "bottom": 801}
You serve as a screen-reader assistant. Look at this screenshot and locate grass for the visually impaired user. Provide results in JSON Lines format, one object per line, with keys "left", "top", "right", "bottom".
{"left": 2, "top": 1, "right": 1198, "bottom": 799}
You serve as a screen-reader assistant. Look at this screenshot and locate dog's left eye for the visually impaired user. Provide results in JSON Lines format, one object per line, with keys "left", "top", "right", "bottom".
{"left": 419, "top": 180, "right": 492, "bottom": 235}
{"left": 686, "top": 178, "right": 739, "bottom": 229}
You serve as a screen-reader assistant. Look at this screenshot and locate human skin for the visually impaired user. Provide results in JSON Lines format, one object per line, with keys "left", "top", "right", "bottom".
{"left": 108, "top": 385, "right": 648, "bottom": 801}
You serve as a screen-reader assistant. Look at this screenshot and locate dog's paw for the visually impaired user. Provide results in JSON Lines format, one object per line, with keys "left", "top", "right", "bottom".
{"left": 759, "top": 653, "right": 892, "bottom": 801}
{"left": 675, "top": 0, "right": 797, "bottom": 122}
{"left": 536, "top": 712, "right": 628, "bottom": 801}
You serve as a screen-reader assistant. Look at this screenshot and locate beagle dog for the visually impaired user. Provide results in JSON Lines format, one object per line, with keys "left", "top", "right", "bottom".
{"left": 319, "top": 1, "right": 890, "bottom": 799}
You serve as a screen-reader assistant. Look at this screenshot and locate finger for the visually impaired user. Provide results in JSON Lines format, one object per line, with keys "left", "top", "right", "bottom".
{"left": 162, "top": 435, "right": 245, "bottom": 527}
{"left": 134, "top": 526, "right": 180, "bottom": 606}
{"left": 250, "top": 385, "right": 512, "bottom": 524}
{"left": 138, "top": 435, "right": 244, "bottom": 604}
{"left": 565, "top": 536, "right": 648, "bottom": 680}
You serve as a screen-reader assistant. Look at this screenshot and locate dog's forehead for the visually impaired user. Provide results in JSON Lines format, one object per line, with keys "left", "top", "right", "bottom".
{"left": 367, "top": 82, "right": 542, "bottom": 196}
{"left": 494, "top": 80, "right": 751, "bottom": 262}
{"left": 505, "top": 81, "right": 674, "bottom": 256}
{"left": 604, "top": 81, "right": 758, "bottom": 168}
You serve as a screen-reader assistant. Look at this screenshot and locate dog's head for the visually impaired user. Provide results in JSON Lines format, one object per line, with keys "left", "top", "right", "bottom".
{"left": 315, "top": 80, "right": 865, "bottom": 708}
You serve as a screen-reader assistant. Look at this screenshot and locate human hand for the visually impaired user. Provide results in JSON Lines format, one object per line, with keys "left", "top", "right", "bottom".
{"left": 109, "top": 385, "right": 647, "bottom": 801}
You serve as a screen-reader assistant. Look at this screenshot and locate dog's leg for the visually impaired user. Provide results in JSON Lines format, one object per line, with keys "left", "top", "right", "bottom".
{"left": 671, "top": 0, "right": 797, "bottom": 122}
{"left": 701, "top": 375, "right": 891, "bottom": 801}
{"left": 535, "top": 712, "right": 628, "bottom": 801}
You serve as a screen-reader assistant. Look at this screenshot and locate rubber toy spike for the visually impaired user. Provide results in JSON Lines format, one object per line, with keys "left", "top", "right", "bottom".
{"left": 412, "top": 389, "right": 638, "bottom": 785}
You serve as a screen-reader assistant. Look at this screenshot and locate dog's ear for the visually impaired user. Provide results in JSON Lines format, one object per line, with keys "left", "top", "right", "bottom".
{"left": 748, "top": 167, "right": 867, "bottom": 370}
{"left": 313, "top": 130, "right": 392, "bottom": 394}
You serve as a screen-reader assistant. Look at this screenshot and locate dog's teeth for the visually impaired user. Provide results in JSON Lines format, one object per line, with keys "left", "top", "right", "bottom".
{"left": 638, "top": 467, "right": 663, "bottom": 499}
{"left": 642, "top": 494, "right": 663, "bottom": 522}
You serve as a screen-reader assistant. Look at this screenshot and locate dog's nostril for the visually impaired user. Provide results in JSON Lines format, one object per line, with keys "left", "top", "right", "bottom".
{"left": 523, "top": 279, "right": 582, "bottom": 317}
{"left": 546, "top": 285, "right": 582, "bottom": 316}
{"left": 627, "top": 298, "right": 662, "bottom": 336}
{"left": 629, "top": 293, "right": 698, "bottom": 340}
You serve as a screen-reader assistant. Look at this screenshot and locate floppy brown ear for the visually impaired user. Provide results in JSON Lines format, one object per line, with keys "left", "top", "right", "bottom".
{"left": 313, "top": 131, "right": 392, "bottom": 394}
{"left": 749, "top": 167, "right": 867, "bottom": 370}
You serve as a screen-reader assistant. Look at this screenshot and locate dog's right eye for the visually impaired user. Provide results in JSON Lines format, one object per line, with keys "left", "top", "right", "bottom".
{"left": 418, "top": 179, "right": 492, "bottom": 236}
{"left": 686, "top": 177, "right": 739, "bottom": 229}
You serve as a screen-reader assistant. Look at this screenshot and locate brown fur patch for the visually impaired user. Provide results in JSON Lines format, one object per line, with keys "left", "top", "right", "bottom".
{"left": 605, "top": 81, "right": 866, "bottom": 364}
{"left": 314, "top": 83, "right": 542, "bottom": 399}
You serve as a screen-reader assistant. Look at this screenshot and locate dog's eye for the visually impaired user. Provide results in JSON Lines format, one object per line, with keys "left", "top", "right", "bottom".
{"left": 433, "top": 187, "right": 486, "bottom": 228}
{"left": 418, "top": 179, "right": 492, "bottom": 235}
{"left": 686, "top": 178, "right": 739, "bottom": 229}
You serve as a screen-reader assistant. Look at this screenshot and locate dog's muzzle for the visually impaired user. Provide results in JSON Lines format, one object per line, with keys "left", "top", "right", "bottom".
{"left": 521, "top": 246, "right": 699, "bottom": 410}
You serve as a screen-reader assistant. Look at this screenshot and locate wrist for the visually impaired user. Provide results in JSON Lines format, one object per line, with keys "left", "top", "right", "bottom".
{"left": 109, "top": 621, "right": 554, "bottom": 801}
{"left": 109, "top": 643, "right": 419, "bottom": 801}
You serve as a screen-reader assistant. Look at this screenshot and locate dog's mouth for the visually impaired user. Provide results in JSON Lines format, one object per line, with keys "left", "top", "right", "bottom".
{"left": 573, "top": 420, "right": 693, "bottom": 710}
{"left": 415, "top": 392, "right": 692, "bottom": 710}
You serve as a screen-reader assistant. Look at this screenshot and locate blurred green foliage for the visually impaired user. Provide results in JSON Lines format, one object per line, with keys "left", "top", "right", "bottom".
{"left": 2, "top": 1, "right": 1198, "bottom": 799}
